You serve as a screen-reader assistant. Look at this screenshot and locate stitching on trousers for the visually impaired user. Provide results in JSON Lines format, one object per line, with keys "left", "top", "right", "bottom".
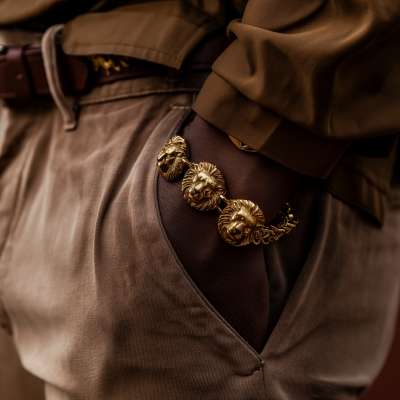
{"left": 170, "top": 105, "right": 190, "bottom": 110}
{"left": 153, "top": 106, "right": 261, "bottom": 361}
{"left": 78, "top": 87, "right": 201, "bottom": 106}
{"left": 67, "top": 42, "right": 184, "bottom": 63}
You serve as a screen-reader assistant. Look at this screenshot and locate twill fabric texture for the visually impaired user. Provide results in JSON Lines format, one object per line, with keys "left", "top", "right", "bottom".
{"left": 0, "top": 77, "right": 399, "bottom": 399}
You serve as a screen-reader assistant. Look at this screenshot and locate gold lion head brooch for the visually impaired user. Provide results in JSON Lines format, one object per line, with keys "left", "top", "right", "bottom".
{"left": 157, "top": 135, "right": 298, "bottom": 247}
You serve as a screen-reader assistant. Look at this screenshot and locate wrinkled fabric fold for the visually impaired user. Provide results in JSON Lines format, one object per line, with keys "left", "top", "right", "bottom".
{"left": 0, "top": 1, "right": 399, "bottom": 222}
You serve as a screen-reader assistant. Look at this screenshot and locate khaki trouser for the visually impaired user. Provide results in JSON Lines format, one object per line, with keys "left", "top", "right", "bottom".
{"left": 1, "top": 28, "right": 400, "bottom": 400}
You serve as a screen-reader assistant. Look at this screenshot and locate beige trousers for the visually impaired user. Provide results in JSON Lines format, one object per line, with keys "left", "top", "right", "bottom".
{"left": 1, "top": 28, "right": 400, "bottom": 400}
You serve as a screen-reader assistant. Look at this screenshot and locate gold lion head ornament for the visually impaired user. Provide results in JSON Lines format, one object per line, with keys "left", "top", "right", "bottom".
{"left": 182, "top": 162, "right": 226, "bottom": 211}
{"left": 157, "top": 136, "right": 189, "bottom": 180}
{"left": 156, "top": 135, "right": 298, "bottom": 247}
{"left": 218, "top": 199, "right": 265, "bottom": 246}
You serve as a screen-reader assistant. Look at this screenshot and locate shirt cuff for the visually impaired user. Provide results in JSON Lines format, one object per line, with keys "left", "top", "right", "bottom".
{"left": 193, "top": 71, "right": 352, "bottom": 179}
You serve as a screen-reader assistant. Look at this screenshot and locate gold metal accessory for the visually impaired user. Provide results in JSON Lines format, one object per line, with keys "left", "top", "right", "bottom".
{"left": 157, "top": 136, "right": 189, "bottom": 180}
{"left": 90, "top": 55, "right": 131, "bottom": 76}
{"left": 218, "top": 198, "right": 265, "bottom": 246}
{"left": 218, "top": 199, "right": 297, "bottom": 246}
{"left": 157, "top": 136, "right": 298, "bottom": 246}
{"left": 182, "top": 162, "right": 226, "bottom": 211}
{"left": 228, "top": 135, "right": 257, "bottom": 152}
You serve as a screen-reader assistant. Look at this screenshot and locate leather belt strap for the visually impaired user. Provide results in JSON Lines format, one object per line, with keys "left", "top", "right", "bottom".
{"left": 0, "top": 33, "right": 230, "bottom": 103}
{"left": 0, "top": 45, "right": 89, "bottom": 102}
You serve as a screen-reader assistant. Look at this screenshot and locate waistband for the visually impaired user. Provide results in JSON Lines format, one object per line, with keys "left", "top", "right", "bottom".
{"left": 0, "top": 29, "right": 229, "bottom": 104}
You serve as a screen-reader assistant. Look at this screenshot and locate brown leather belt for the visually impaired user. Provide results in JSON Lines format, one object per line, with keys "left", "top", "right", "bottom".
{"left": 0, "top": 33, "right": 230, "bottom": 103}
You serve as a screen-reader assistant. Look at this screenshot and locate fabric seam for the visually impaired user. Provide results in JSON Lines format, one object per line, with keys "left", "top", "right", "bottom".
{"left": 0, "top": 110, "right": 45, "bottom": 294}
{"left": 152, "top": 105, "right": 261, "bottom": 361}
{"left": 64, "top": 41, "right": 184, "bottom": 62}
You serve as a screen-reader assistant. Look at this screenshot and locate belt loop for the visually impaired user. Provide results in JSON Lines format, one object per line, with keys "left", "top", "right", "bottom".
{"left": 42, "top": 24, "right": 77, "bottom": 131}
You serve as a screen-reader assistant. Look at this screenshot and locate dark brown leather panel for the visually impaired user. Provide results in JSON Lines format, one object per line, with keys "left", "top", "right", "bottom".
{"left": 0, "top": 45, "right": 89, "bottom": 100}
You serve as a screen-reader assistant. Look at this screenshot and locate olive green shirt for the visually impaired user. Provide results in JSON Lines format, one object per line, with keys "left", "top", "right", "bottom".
{"left": 1, "top": 0, "right": 398, "bottom": 222}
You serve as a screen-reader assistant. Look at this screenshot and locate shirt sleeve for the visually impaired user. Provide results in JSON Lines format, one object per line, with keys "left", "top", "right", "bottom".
{"left": 193, "top": 0, "right": 400, "bottom": 179}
